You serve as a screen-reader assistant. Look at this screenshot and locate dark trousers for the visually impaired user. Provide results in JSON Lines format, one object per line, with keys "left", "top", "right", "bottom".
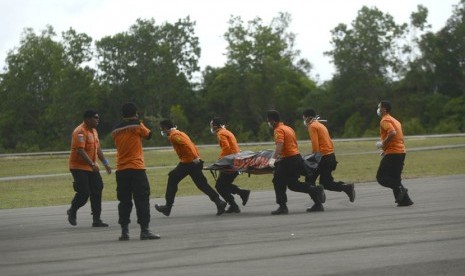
{"left": 166, "top": 162, "right": 220, "bottom": 206}
{"left": 216, "top": 171, "right": 241, "bottom": 206}
{"left": 116, "top": 169, "right": 151, "bottom": 226}
{"left": 70, "top": 169, "right": 103, "bottom": 220}
{"left": 273, "top": 154, "right": 311, "bottom": 205}
{"left": 376, "top": 153, "right": 406, "bottom": 198}
{"left": 306, "top": 153, "right": 344, "bottom": 191}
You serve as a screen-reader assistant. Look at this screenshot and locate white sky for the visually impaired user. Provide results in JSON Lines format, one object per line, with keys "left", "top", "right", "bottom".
{"left": 0, "top": 0, "right": 459, "bottom": 82}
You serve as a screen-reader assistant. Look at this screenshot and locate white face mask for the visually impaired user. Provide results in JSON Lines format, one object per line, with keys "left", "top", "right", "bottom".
{"left": 267, "top": 122, "right": 273, "bottom": 128}
{"left": 210, "top": 127, "right": 215, "bottom": 134}
{"left": 377, "top": 107, "right": 382, "bottom": 117}
{"left": 160, "top": 130, "right": 167, "bottom": 137}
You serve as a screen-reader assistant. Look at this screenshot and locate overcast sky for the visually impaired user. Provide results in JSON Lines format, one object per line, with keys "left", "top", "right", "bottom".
{"left": 0, "top": 0, "right": 459, "bottom": 82}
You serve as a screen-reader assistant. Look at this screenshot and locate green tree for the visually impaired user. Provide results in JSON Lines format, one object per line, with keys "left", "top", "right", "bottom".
{"left": 202, "top": 13, "right": 316, "bottom": 140}
{"left": 95, "top": 17, "right": 201, "bottom": 131}
{"left": 324, "top": 6, "right": 408, "bottom": 136}
{"left": 0, "top": 27, "right": 99, "bottom": 152}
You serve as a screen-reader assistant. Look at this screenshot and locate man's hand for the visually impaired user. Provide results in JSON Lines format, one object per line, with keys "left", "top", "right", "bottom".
{"left": 376, "top": 141, "right": 383, "bottom": 149}
{"left": 268, "top": 158, "right": 276, "bottom": 168}
{"left": 193, "top": 158, "right": 201, "bottom": 164}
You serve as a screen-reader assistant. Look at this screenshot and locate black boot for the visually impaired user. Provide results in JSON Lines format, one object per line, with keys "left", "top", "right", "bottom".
{"left": 397, "top": 191, "right": 414, "bottom": 207}
{"left": 307, "top": 203, "right": 325, "bottom": 212}
{"left": 271, "top": 204, "right": 289, "bottom": 215}
{"left": 92, "top": 219, "right": 109, "bottom": 227}
{"left": 396, "top": 186, "right": 412, "bottom": 204}
{"left": 119, "top": 225, "right": 129, "bottom": 241}
{"left": 214, "top": 199, "right": 227, "bottom": 216}
{"left": 155, "top": 204, "right": 172, "bottom": 216}
{"left": 140, "top": 225, "right": 161, "bottom": 240}
{"left": 225, "top": 204, "right": 241, "bottom": 213}
{"left": 239, "top": 189, "right": 251, "bottom": 206}
{"left": 343, "top": 183, "right": 356, "bottom": 202}
{"left": 67, "top": 208, "right": 77, "bottom": 226}
{"left": 309, "top": 184, "right": 326, "bottom": 204}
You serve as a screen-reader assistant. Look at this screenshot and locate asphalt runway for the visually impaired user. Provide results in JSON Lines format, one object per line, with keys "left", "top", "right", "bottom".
{"left": 1, "top": 175, "right": 465, "bottom": 276}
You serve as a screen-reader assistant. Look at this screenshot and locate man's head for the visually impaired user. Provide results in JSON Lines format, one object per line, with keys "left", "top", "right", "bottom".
{"left": 210, "top": 117, "right": 225, "bottom": 133}
{"left": 302, "top": 109, "right": 317, "bottom": 125}
{"left": 160, "top": 119, "right": 176, "bottom": 136}
{"left": 121, "top": 102, "right": 138, "bottom": 118}
{"left": 83, "top": 109, "right": 99, "bottom": 129}
{"left": 266, "top": 110, "right": 280, "bottom": 128}
{"left": 378, "top": 100, "right": 392, "bottom": 116}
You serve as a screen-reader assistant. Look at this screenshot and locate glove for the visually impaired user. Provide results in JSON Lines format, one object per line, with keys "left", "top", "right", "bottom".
{"left": 193, "top": 158, "right": 201, "bottom": 164}
{"left": 376, "top": 141, "right": 383, "bottom": 149}
{"left": 268, "top": 158, "right": 276, "bottom": 168}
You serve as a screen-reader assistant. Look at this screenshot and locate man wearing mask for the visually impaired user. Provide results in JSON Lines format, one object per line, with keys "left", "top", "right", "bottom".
{"left": 155, "top": 119, "right": 227, "bottom": 216}
{"left": 112, "top": 102, "right": 160, "bottom": 240}
{"left": 210, "top": 117, "right": 250, "bottom": 213}
{"left": 267, "top": 110, "right": 325, "bottom": 215}
{"left": 376, "top": 101, "right": 413, "bottom": 207}
{"left": 67, "top": 110, "right": 111, "bottom": 227}
{"left": 302, "top": 109, "right": 355, "bottom": 206}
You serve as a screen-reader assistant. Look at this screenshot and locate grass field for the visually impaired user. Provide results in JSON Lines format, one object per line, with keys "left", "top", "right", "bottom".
{"left": 0, "top": 136, "right": 464, "bottom": 209}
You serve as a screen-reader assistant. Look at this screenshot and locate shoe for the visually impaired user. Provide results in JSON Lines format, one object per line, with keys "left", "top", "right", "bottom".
{"left": 309, "top": 185, "right": 326, "bottom": 204}
{"left": 119, "top": 225, "right": 129, "bottom": 241}
{"left": 397, "top": 200, "right": 414, "bottom": 207}
{"left": 215, "top": 200, "right": 227, "bottom": 216}
{"left": 92, "top": 220, "right": 109, "bottom": 227}
{"left": 307, "top": 203, "right": 324, "bottom": 212}
{"left": 343, "top": 183, "right": 356, "bottom": 202}
{"left": 155, "top": 204, "right": 172, "bottom": 216}
{"left": 239, "top": 190, "right": 251, "bottom": 206}
{"left": 396, "top": 186, "right": 408, "bottom": 203}
{"left": 225, "top": 205, "right": 241, "bottom": 213}
{"left": 271, "top": 205, "right": 289, "bottom": 215}
{"left": 67, "top": 208, "right": 77, "bottom": 226}
{"left": 140, "top": 227, "right": 161, "bottom": 240}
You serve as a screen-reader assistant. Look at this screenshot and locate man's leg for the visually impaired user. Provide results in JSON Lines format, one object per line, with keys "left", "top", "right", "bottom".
{"left": 89, "top": 172, "right": 108, "bottom": 226}
{"left": 189, "top": 162, "right": 226, "bottom": 215}
{"left": 67, "top": 170, "right": 92, "bottom": 226}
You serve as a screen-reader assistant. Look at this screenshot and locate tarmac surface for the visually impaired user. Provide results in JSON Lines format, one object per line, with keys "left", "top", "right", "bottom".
{"left": 1, "top": 174, "right": 465, "bottom": 276}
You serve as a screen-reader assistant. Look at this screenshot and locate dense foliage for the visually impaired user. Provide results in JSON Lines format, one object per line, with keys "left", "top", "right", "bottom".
{"left": 1, "top": 2, "right": 464, "bottom": 152}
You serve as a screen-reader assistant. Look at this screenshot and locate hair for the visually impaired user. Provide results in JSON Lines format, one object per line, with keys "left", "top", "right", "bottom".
{"left": 160, "top": 119, "right": 175, "bottom": 129}
{"left": 266, "top": 110, "right": 280, "bottom": 122}
{"left": 121, "top": 102, "right": 137, "bottom": 118}
{"left": 83, "top": 109, "right": 98, "bottom": 119}
{"left": 302, "top": 109, "right": 316, "bottom": 118}
{"left": 380, "top": 100, "right": 392, "bottom": 113}
{"left": 211, "top": 117, "right": 224, "bottom": 127}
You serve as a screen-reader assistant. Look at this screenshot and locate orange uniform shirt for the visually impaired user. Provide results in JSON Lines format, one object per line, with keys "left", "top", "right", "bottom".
{"left": 273, "top": 122, "right": 299, "bottom": 158}
{"left": 69, "top": 122, "right": 99, "bottom": 171}
{"left": 380, "top": 114, "right": 406, "bottom": 154}
{"left": 216, "top": 128, "right": 240, "bottom": 158}
{"left": 112, "top": 120, "right": 151, "bottom": 171}
{"left": 307, "top": 120, "right": 334, "bottom": 156}
{"left": 169, "top": 129, "right": 200, "bottom": 163}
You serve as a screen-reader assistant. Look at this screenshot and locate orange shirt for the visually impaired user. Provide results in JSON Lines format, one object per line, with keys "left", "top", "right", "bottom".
{"left": 112, "top": 120, "right": 151, "bottom": 171}
{"left": 273, "top": 122, "right": 299, "bottom": 158}
{"left": 69, "top": 122, "right": 99, "bottom": 171}
{"left": 380, "top": 114, "right": 406, "bottom": 154}
{"left": 307, "top": 120, "right": 334, "bottom": 156}
{"left": 169, "top": 129, "right": 200, "bottom": 163}
{"left": 216, "top": 128, "right": 240, "bottom": 158}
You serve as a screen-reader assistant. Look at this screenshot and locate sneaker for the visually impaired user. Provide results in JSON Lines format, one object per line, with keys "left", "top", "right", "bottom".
{"left": 307, "top": 203, "right": 324, "bottom": 212}
{"left": 239, "top": 190, "right": 251, "bottom": 206}
{"left": 397, "top": 200, "right": 414, "bottom": 207}
{"left": 92, "top": 220, "right": 109, "bottom": 227}
{"left": 155, "top": 204, "right": 172, "bottom": 217}
{"left": 271, "top": 205, "right": 289, "bottom": 215}
{"left": 225, "top": 205, "right": 241, "bottom": 213}
{"left": 216, "top": 200, "right": 227, "bottom": 216}
{"left": 343, "top": 183, "right": 356, "bottom": 202}
{"left": 67, "top": 208, "right": 77, "bottom": 226}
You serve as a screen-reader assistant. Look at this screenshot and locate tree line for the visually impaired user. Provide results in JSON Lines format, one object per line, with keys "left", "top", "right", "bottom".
{"left": 0, "top": 1, "right": 464, "bottom": 153}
